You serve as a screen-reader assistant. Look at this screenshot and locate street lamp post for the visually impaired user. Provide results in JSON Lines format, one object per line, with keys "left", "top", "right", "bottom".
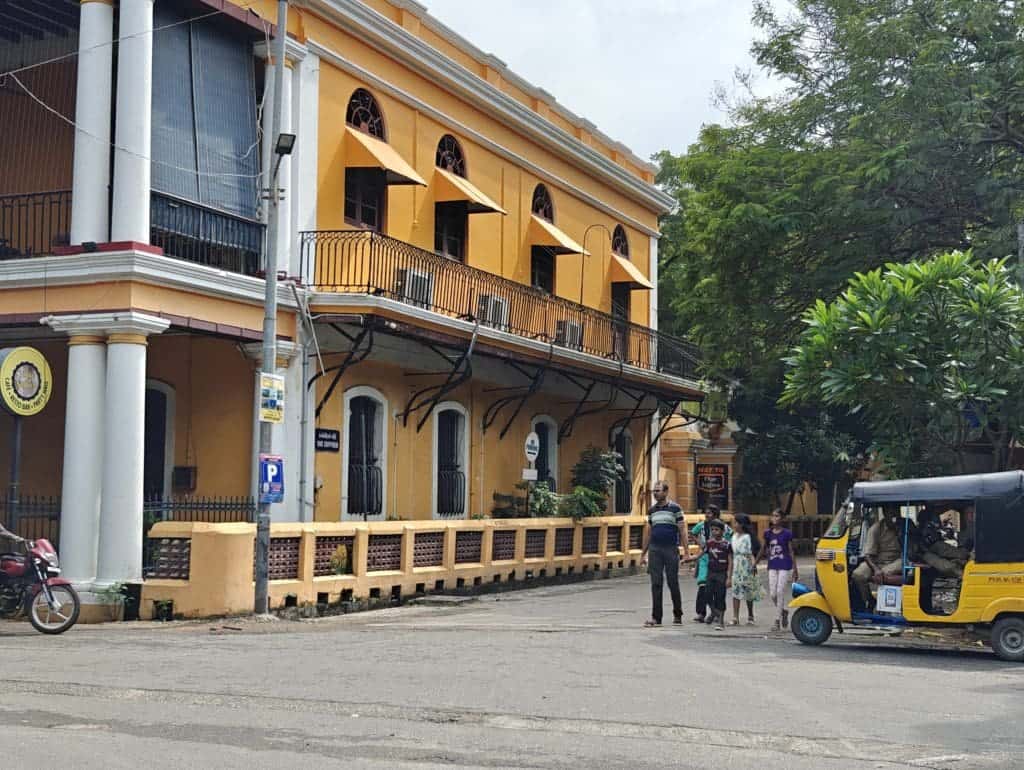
{"left": 254, "top": 0, "right": 292, "bottom": 616}
{"left": 579, "top": 224, "right": 611, "bottom": 307}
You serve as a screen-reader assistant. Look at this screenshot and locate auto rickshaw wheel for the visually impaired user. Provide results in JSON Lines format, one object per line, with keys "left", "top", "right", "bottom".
{"left": 791, "top": 608, "right": 832, "bottom": 646}
{"left": 991, "top": 617, "right": 1024, "bottom": 662}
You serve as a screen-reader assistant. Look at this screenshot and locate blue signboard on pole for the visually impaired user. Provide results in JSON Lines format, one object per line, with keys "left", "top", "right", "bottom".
{"left": 259, "top": 454, "right": 284, "bottom": 504}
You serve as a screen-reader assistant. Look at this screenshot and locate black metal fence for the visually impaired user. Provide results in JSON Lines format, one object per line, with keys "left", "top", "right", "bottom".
{"left": 0, "top": 495, "right": 61, "bottom": 546}
{"left": 0, "top": 190, "right": 71, "bottom": 259}
{"left": 301, "top": 230, "right": 700, "bottom": 379}
{"left": 150, "top": 192, "right": 264, "bottom": 276}
{"left": 144, "top": 495, "right": 257, "bottom": 525}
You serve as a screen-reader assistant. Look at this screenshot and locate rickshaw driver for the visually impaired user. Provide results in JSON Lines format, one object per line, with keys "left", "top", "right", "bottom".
{"left": 852, "top": 505, "right": 903, "bottom": 605}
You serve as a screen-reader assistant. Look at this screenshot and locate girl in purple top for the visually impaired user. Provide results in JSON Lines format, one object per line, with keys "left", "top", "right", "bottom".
{"left": 755, "top": 509, "right": 799, "bottom": 631}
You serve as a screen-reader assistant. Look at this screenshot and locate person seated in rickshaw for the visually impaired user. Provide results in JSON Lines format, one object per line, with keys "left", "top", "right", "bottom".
{"left": 852, "top": 505, "right": 903, "bottom": 607}
{"left": 916, "top": 506, "right": 970, "bottom": 579}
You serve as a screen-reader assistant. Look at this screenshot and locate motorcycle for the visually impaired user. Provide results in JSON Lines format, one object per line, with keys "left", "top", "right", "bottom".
{"left": 0, "top": 538, "right": 80, "bottom": 634}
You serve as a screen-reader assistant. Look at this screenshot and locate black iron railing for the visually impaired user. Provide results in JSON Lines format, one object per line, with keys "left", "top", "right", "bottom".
{"left": 300, "top": 230, "right": 700, "bottom": 379}
{"left": 347, "top": 462, "right": 383, "bottom": 519}
{"left": 437, "top": 469, "right": 467, "bottom": 518}
{"left": 0, "top": 495, "right": 61, "bottom": 546}
{"left": 150, "top": 192, "right": 264, "bottom": 275}
{"left": 614, "top": 478, "right": 633, "bottom": 515}
{"left": 0, "top": 190, "right": 71, "bottom": 259}
{"left": 143, "top": 495, "right": 256, "bottom": 525}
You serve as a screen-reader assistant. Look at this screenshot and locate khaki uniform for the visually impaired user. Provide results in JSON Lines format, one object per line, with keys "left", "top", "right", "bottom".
{"left": 853, "top": 520, "right": 903, "bottom": 603}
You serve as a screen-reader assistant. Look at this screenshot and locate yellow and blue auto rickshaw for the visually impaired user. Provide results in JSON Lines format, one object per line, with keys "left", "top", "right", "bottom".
{"left": 789, "top": 471, "right": 1024, "bottom": 661}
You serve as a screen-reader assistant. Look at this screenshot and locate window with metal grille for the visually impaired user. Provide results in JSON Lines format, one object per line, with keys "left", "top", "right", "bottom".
{"left": 531, "top": 246, "right": 555, "bottom": 293}
{"left": 436, "top": 409, "right": 466, "bottom": 517}
{"left": 434, "top": 201, "right": 467, "bottom": 260}
{"left": 613, "top": 430, "right": 633, "bottom": 514}
{"left": 612, "top": 283, "right": 631, "bottom": 360}
{"left": 435, "top": 134, "right": 466, "bottom": 176}
{"left": 344, "top": 168, "right": 385, "bottom": 231}
{"left": 531, "top": 184, "right": 554, "bottom": 222}
{"left": 348, "top": 396, "right": 383, "bottom": 518}
{"left": 612, "top": 224, "right": 629, "bottom": 258}
{"left": 534, "top": 420, "right": 556, "bottom": 491}
{"left": 346, "top": 88, "right": 386, "bottom": 139}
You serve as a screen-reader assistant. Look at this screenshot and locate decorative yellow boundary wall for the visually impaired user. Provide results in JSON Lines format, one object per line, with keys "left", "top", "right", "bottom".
{"left": 140, "top": 513, "right": 830, "bottom": 619}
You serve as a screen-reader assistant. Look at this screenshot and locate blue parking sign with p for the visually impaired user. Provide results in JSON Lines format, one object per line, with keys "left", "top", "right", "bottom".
{"left": 259, "top": 454, "right": 284, "bottom": 504}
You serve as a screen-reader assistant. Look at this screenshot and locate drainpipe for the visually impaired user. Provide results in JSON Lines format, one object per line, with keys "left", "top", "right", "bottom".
{"left": 298, "top": 341, "right": 310, "bottom": 522}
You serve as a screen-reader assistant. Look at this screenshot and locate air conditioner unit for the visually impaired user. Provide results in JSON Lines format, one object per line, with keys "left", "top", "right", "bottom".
{"left": 395, "top": 268, "right": 434, "bottom": 309}
{"left": 476, "top": 294, "right": 509, "bottom": 331}
{"left": 555, "top": 320, "right": 583, "bottom": 350}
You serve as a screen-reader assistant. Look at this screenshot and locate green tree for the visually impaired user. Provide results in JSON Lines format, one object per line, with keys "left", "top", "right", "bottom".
{"left": 657, "top": 0, "right": 1024, "bottom": 491}
{"left": 781, "top": 251, "right": 1024, "bottom": 475}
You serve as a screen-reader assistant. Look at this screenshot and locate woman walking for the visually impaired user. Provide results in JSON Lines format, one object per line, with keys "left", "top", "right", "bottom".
{"left": 729, "top": 514, "right": 763, "bottom": 625}
{"left": 756, "top": 508, "right": 798, "bottom": 631}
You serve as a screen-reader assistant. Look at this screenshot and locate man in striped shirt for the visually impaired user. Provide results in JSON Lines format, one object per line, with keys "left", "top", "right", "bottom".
{"left": 640, "top": 481, "right": 688, "bottom": 626}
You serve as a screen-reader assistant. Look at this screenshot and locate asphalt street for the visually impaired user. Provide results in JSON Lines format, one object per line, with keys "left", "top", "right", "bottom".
{"left": 1, "top": 568, "right": 1022, "bottom": 769}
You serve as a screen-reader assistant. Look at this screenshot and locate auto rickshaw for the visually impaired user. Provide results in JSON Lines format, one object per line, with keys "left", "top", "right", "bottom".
{"left": 788, "top": 470, "right": 1024, "bottom": 661}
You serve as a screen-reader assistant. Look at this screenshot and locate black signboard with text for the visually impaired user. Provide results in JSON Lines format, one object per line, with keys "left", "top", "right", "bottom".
{"left": 696, "top": 463, "right": 729, "bottom": 510}
{"left": 315, "top": 428, "right": 340, "bottom": 452}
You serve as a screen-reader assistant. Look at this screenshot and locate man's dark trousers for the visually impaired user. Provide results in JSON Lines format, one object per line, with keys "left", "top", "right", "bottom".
{"left": 648, "top": 543, "right": 682, "bottom": 623}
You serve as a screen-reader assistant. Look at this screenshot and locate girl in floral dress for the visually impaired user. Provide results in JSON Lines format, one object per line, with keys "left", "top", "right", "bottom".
{"left": 730, "top": 514, "right": 764, "bottom": 625}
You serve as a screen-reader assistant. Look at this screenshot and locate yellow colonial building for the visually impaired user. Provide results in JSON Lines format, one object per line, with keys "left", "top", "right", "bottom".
{"left": 0, "top": 0, "right": 701, "bottom": 614}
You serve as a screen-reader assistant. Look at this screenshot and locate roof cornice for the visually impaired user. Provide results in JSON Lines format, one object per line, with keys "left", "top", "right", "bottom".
{"left": 300, "top": 0, "right": 675, "bottom": 215}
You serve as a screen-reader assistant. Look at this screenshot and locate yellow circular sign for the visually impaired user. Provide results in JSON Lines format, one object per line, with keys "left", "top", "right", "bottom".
{"left": 0, "top": 347, "right": 52, "bottom": 417}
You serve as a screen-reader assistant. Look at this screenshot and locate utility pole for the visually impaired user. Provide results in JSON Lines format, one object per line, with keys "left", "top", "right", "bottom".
{"left": 255, "top": 0, "right": 289, "bottom": 615}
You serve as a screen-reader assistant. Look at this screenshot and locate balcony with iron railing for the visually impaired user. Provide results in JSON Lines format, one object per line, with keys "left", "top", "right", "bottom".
{"left": 300, "top": 230, "right": 701, "bottom": 380}
{"left": 0, "top": 189, "right": 264, "bottom": 276}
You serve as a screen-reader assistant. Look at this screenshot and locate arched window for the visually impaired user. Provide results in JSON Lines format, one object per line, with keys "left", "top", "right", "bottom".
{"left": 433, "top": 402, "right": 469, "bottom": 518}
{"left": 435, "top": 134, "right": 466, "bottom": 176}
{"left": 342, "top": 386, "right": 388, "bottom": 520}
{"left": 345, "top": 88, "right": 386, "bottom": 139}
{"left": 531, "top": 184, "right": 554, "bottom": 223}
{"left": 144, "top": 380, "right": 176, "bottom": 498}
{"left": 612, "top": 428, "right": 634, "bottom": 514}
{"left": 612, "top": 225, "right": 629, "bottom": 259}
{"left": 434, "top": 135, "right": 468, "bottom": 259}
{"left": 532, "top": 415, "right": 559, "bottom": 492}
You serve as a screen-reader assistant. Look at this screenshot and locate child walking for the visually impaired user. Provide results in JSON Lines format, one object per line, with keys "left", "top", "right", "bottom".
{"left": 730, "top": 513, "right": 764, "bottom": 625}
{"left": 755, "top": 508, "right": 798, "bottom": 631}
{"left": 703, "top": 519, "right": 732, "bottom": 630}
{"left": 690, "top": 505, "right": 732, "bottom": 623}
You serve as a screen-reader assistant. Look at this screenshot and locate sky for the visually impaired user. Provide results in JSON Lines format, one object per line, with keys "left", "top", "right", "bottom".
{"left": 422, "top": 0, "right": 787, "bottom": 163}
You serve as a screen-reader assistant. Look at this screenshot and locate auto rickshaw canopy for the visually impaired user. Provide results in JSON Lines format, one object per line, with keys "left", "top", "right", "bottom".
{"left": 852, "top": 471, "right": 1024, "bottom": 505}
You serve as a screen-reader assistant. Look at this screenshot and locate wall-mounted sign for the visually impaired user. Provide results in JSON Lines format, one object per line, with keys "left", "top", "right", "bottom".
{"left": 522, "top": 468, "right": 538, "bottom": 481}
{"left": 524, "top": 431, "right": 540, "bottom": 464}
{"left": 259, "top": 454, "right": 284, "bottom": 504}
{"left": 259, "top": 373, "right": 285, "bottom": 424}
{"left": 696, "top": 463, "right": 729, "bottom": 511}
{"left": 315, "top": 428, "right": 340, "bottom": 452}
{"left": 0, "top": 346, "right": 52, "bottom": 417}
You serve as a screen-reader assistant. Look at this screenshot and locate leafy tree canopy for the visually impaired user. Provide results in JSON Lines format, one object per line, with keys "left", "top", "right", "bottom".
{"left": 781, "top": 251, "right": 1024, "bottom": 476}
{"left": 656, "top": 0, "right": 1024, "bottom": 489}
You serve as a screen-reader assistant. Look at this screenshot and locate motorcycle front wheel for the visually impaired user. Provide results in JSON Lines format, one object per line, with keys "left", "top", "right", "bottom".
{"left": 29, "top": 584, "right": 80, "bottom": 634}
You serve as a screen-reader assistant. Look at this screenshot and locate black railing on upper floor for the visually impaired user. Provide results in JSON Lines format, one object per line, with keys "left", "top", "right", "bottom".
{"left": 0, "top": 190, "right": 71, "bottom": 259}
{"left": 150, "top": 191, "right": 264, "bottom": 276}
{"left": 300, "top": 229, "right": 700, "bottom": 379}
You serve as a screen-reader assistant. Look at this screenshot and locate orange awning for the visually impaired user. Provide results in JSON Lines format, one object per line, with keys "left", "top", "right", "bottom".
{"left": 609, "top": 254, "right": 653, "bottom": 290}
{"left": 528, "top": 215, "right": 588, "bottom": 256}
{"left": 434, "top": 168, "right": 506, "bottom": 214}
{"left": 345, "top": 126, "right": 427, "bottom": 186}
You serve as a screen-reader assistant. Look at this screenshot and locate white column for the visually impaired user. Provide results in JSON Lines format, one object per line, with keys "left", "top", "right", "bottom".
{"left": 110, "top": 0, "right": 154, "bottom": 243}
{"left": 95, "top": 314, "right": 169, "bottom": 584}
{"left": 292, "top": 49, "right": 317, "bottom": 280}
{"left": 70, "top": 0, "right": 114, "bottom": 245}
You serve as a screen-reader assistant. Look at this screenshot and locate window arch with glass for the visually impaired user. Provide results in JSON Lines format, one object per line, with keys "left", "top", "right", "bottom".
{"left": 344, "top": 89, "right": 387, "bottom": 231}
{"left": 530, "top": 184, "right": 556, "bottom": 293}
{"left": 434, "top": 135, "right": 467, "bottom": 260}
